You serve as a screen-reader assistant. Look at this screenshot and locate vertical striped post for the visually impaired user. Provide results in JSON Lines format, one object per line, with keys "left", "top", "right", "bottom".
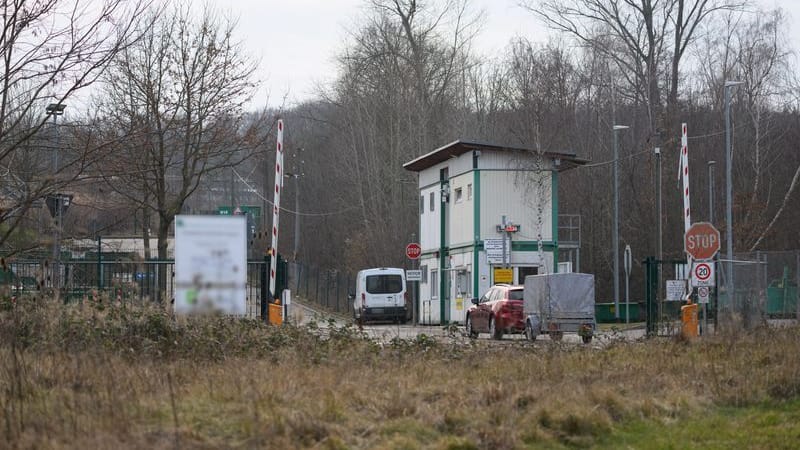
{"left": 270, "top": 120, "right": 284, "bottom": 301}
{"left": 681, "top": 123, "right": 691, "bottom": 233}
{"left": 681, "top": 123, "right": 693, "bottom": 289}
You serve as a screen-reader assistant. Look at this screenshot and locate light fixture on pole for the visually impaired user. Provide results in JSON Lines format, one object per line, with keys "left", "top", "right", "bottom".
{"left": 613, "top": 124, "right": 629, "bottom": 321}
{"left": 46, "top": 103, "right": 66, "bottom": 291}
{"left": 724, "top": 80, "right": 742, "bottom": 305}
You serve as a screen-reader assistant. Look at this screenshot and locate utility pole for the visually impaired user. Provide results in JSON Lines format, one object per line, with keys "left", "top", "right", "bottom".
{"left": 724, "top": 81, "right": 742, "bottom": 306}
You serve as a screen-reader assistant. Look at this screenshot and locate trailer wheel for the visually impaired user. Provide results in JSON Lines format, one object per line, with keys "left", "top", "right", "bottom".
{"left": 582, "top": 335, "right": 592, "bottom": 344}
{"left": 525, "top": 321, "right": 536, "bottom": 342}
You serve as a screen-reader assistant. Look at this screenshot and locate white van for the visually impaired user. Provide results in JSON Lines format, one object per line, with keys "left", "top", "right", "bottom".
{"left": 351, "top": 267, "right": 408, "bottom": 323}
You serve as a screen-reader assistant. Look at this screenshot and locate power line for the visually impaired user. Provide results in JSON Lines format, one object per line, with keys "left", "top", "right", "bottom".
{"left": 232, "top": 168, "right": 358, "bottom": 217}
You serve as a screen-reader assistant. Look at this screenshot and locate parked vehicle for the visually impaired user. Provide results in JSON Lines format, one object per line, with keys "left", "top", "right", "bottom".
{"left": 465, "top": 284, "right": 525, "bottom": 339}
{"left": 523, "top": 273, "right": 596, "bottom": 343}
{"left": 350, "top": 267, "right": 408, "bottom": 323}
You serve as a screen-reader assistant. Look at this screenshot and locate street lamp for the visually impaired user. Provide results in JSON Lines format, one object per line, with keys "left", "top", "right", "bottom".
{"left": 724, "top": 80, "right": 742, "bottom": 305}
{"left": 46, "top": 103, "right": 66, "bottom": 291}
{"left": 613, "top": 124, "right": 629, "bottom": 321}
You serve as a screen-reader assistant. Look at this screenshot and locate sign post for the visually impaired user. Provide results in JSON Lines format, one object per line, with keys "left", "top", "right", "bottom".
{"left": 685, "top": 222, "right": 720, "bottom": 336}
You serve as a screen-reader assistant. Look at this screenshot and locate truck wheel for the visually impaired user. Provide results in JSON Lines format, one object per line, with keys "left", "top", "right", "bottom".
{"left": 466, "top": 315, "right": 478, "bottom": 338}
{"left": 489, "top": 316, "right": 503, "bottom": 340}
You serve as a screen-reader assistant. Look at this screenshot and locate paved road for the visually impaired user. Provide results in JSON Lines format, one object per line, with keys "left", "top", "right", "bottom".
{"left": 288, "top": 300, "right": 647, "bottom": 344}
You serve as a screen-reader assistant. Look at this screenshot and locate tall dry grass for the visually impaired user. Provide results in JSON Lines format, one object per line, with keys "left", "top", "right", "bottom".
{"left": 1, "top": 296, "right": 799, "bottom": 449}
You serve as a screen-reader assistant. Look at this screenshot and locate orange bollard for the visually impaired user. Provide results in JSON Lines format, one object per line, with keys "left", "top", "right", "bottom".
{"left": 681, "top": 298, "right": 699, "bottom": 338}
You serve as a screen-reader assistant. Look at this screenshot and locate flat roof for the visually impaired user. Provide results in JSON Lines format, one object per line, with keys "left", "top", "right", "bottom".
{"left": 402, "top": 139, "right": 589, "bottom": 172}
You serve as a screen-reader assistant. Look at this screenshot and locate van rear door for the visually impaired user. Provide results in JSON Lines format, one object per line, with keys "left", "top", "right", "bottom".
{"left": 365, "top": 273, "right": 404, "bottom": 311}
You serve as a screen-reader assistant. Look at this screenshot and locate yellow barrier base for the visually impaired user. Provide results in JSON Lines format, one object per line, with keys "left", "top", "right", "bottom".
{"left": 268, "top": 301, "right": 283, "bottom": 325}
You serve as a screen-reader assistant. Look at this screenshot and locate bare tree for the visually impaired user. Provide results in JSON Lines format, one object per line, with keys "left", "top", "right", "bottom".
{"left": 317, "top": 0, "right": 481, "bottom": 269}
{"left": 97, "top": 3, "right": 262, "bottom": 261}
{"left": 520, "top": 0, "right": 747, "bottom": 133}
{"left": 0, "top": 0, "right": 150, "bottom": 254}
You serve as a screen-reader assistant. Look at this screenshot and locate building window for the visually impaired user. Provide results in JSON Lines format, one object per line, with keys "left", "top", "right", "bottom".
{"left": 454, "top": 187, "right": 463, "bottom": 203}
{"left": 430, "top": 269, "right": 438, "bottom": 298}
{"left": 420, "top": 265, "right": 428, "bottom": 283}
{"left": 419, "top": 195, "right": 424, "bottom": 214}
{"left": 467, "top": 183, "right": 472, "bottom": 200}
{"left": 429, "top": 192, "right": 435, "bottom": 211}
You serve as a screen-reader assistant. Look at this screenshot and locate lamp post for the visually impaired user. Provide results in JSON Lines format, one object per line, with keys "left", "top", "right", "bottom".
{"left": 613, "top": 124, "right": 629, "bottom": 321}
{"left": 724, "top": 81, "right": 742, "bottom": 304}
{"left": 708, "top": 161, "right": 716, "bottom": 223}
{"left": 46, "top": 103, "right": 66, "bottom": 291}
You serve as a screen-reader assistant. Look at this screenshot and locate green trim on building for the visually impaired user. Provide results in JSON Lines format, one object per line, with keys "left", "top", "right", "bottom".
{"left": 552, "top": 170, "right": 559, "bottom": 273}
{"left": 473, "top": 168, "right": 481, "bottom": 300}
{"left": 439, "top": 177, "right": 448, "bottom": 323}
{"left": 510, "top": 241, "right": 557, "bottom": 251}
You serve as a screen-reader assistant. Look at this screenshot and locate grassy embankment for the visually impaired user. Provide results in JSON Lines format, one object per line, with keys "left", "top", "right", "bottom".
{"left": 1, "top": 296, "right": 799, "bottom": 449}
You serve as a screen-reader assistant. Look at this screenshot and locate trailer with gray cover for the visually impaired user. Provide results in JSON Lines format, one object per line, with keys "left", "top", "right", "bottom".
{"left": 523, "top": 273, "right": 596, "bottom": 343}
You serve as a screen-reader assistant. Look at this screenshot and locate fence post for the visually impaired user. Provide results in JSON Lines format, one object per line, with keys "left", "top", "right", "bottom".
{"left": 644, "top": 257, "right": 657, "bottom": 336}
{"left": 315, "top": 267, "right": 320, "bottom": 307}
{"left": 261, "top": 255, "right": 268, "bottom": 321}
{"left": 796, "top": 251, "right": 800, "bottom": 321}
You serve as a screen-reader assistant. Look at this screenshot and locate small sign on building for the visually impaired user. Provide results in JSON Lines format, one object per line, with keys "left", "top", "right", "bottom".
{"left": 494, "top": 268, "right": 513, "bottom": 284}
{"left": 485, "top": 239, "right": 505, "bottom": 264}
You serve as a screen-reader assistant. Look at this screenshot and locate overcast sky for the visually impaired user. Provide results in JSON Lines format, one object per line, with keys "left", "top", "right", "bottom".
{"left": 216, "top": 0, "right": 800, "bottom": 110}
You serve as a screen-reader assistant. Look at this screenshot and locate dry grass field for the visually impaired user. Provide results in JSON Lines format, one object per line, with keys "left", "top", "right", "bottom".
{"left": 1, "top": 296, "right": 799, "bottom": 449}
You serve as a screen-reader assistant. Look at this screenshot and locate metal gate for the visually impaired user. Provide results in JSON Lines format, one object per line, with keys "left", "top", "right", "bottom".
{"left": 643, "top": 257, "right": 718, "bottom": 336}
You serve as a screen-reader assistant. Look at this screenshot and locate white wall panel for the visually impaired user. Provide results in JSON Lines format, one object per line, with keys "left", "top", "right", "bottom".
{"left": 479, "top": 170, "right": 552, "bottom": 241}
{"left": 447, "top": 172, "right": 474, "bottom": 246}
{"left": 420, "top": 186, "right": 440, "bottom": 251}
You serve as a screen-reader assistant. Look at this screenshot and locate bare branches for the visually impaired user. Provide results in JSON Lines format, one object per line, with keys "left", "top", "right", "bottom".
{"left": 96, "top": 3, "right": 260, "bottom": 258}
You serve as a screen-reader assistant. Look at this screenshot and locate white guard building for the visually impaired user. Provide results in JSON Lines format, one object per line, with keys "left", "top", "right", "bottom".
{"left": 403, "top": 140, "right": 587, "bottom": 325}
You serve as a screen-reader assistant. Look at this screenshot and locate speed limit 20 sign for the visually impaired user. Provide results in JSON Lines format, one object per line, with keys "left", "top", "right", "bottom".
{"left": 691, "top": 261, "right": 715, "bottom": 287}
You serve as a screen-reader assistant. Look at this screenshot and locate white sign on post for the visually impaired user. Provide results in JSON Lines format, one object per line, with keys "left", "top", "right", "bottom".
{"left": 174, "top": 215, "right": 247, "bottom": 315}
{"left": 484, "top": 239, "right": 505, "bottom": 264}
{"left": 690, "top": 261, "right": 715, "bottom": 287}
{"left": 697, "top": 286, "right": 710, "bottom": 304}
{"left": 666, "top": 280, "right": 687, "bottom": 301}
{"left": 406, "top": 269, "right": 422, "bottom": 281}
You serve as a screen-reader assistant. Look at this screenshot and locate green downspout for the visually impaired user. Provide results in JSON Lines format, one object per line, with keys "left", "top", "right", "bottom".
{"left": 552, "top": 169, "right": 559, "bottom": 273}
{"left": 473, "top": 163, "right": 480, "bottom": 300}
{"left": 440, "top": 175, "right": 448, "bottom": 323}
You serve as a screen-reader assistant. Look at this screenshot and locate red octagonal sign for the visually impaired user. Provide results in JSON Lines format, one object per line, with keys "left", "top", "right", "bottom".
{"left": 406, "top": 243, "right": 421, "bottom": 260}
{"left": 684, "top": 222, "right": 721, "bottom": 260}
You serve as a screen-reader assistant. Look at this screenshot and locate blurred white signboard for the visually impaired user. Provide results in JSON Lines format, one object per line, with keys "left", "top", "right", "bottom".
{"left": 175, "top": 215, "right": 247, "bottom": 315}
{"left": 666, "top": 280, "right": 686, "bottom": 301}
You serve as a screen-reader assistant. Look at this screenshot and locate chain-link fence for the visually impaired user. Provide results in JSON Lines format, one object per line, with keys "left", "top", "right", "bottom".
{"left": 1, "top": 259, "right": 276, "bottom": 319}
{"left": 289, "top": 261, "right": 356, "bottom": 317}
{"left": 717, "top": 251, "right": 800, "bottom": 331}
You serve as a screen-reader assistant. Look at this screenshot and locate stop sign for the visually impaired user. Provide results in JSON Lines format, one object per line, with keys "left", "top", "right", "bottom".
{"left": 684, "top": 222, "right": 721, "bottom": 260}
{"left": 405, "top": 243, "right": 421, "bottom": 259}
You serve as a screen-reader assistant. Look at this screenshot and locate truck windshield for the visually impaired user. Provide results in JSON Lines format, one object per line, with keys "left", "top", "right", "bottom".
{"left": 366, "top": 274, "right": 403, "bottom": 294}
